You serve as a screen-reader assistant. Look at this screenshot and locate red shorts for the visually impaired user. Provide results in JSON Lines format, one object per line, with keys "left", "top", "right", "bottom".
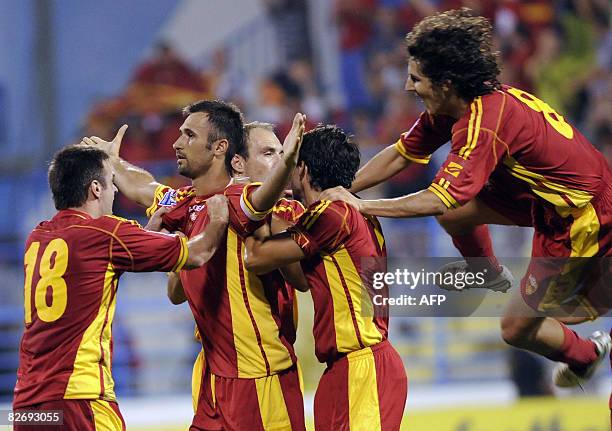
{"left": 520, "top": 184, "right": 612, "bottom": 317}
{"left": 191, "top": 362, "right": 305, "bottom": 431}
{"left": 314, "top": 340, "right": 407, "bottom": 431}
{"left": 13, "top": 399, "right": 125, "bottom": 431}
{"left": 477, "top": 169, "right": 612, "bottom": 317}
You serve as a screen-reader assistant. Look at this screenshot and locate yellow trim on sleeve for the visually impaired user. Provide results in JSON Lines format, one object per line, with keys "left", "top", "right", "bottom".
{"left": 394, "top": 140, "right": 432, "bottom": 164}
{"left": 171, "top": 235, "right": 189, "bottom": 272}
{"left": 146, "top": 184, "right": 169, "bottom": 217}
{"left": 429, "top": 183, "right": 459, "bottom": 209}
{"left": 240, "top": 182, "right": 270, "bottom": 217}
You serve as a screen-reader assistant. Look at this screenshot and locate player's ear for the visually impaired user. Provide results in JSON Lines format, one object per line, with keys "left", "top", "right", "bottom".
{"left": 213, "top": 138, "right": 229, "bottom": 157}
{"left": 231, "top": 155, "right": 245, "bottom": 175}
{"left": 441, "top": 79, "right": 453, "bottom": 93}
{"left": 298, "top": 163, "right": 308, "bottom": 182}
{"left": 90, "top": 180, "right": 103, "bottom": 200}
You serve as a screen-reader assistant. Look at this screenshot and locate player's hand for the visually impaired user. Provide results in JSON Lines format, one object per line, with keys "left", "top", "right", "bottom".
{"left": 320, "top": 186, "right": 362, "bottom": 211}
{"left": 145, "top": 206, "right": 171, "bottom": 232}
{"left": 206, "top": 195, "right": 229, "bottom": 226}
{"left": 81, "top": 124, "right": 128, "bottom": 159}
{"left": 282, "top": 113, "right": 306, "bottom": 168}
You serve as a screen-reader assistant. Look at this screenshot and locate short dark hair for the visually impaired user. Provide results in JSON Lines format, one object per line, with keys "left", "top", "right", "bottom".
{"left": 225, "top": 121, "right": 276, "bottom": 175}
{"left": 183, "top": 99, "right": 245, "bottom": 175}
{"left": 299, "top": 125, "right": 360, "bottom": 191}
{"left": 48, "top": 145, "right": 109, "bottom": 210}
{"left": 406, "top": 8, "right": 501, "bottom": 100}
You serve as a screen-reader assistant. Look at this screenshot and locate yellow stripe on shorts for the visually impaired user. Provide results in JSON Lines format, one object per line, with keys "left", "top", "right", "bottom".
{"left": 255, "top": 373, "right": 292, "bottom": 431}
{"left": 90, "top": 399, "right": 123, "bottom": 431}
{"left": 348, "top": 347, "right": 382, "bottom": 431}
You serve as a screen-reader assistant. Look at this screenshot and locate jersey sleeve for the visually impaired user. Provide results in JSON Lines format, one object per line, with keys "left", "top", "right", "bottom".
{"left": 272, "top": 198, "right": 306, "bottom": 224}
{"left": 109, "top": 217, "right": 189, "bottom": 273}
{"left": 225, "top": 183, "right": 270, "bottom": 236}
{"left": 146, "top": 184, "right": 193, "bottom": 232}
{"left": 428, "top": 95, "right": 507, "bottom": 208}
{"left": 287, "top": 201, "right": 351, "bottom": 257}
{"left": 394, "top": 112, "right": 454, "bottom": 164}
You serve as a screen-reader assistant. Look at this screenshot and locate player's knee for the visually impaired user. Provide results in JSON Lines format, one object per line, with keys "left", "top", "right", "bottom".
{"left": 435, "top": 211, "right": 472, "bottom": 235}
{"left": 500, "top": 316, "right": 531, "bottom": 348}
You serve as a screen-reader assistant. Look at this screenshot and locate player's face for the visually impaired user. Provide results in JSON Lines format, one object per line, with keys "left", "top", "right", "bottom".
{"left": 173, "top": 112, "right": 216, "bottom": 179}
{"left": 244, "top": 128, "right": 283, "bottom": 182}
{"left": 405, "top": 59, "right": 447, "bottom": 115}
{"left": 100, "top": 160, "right": 117, "bottom": 215}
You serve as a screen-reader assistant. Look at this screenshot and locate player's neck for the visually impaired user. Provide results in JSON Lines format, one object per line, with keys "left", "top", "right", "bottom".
{"left": 69, "top": 203, "right": 100, "bottom": 219}
{"left": 191, "top": 164, "right": 231, "bottom": 196}
{"left": 302, "top": 185, "right": 321, "bottom": 207}
{"left": 444, "top": 95, "right": 471, "bottom": 119}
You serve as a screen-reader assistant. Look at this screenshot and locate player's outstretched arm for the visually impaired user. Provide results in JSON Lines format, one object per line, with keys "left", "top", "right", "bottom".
{"left": 183, "top": 195, "right": 229, "bottom": 269}
{"left": 243, "top": 233, "right": 307, "bottom": 281}
{"left": 248, "top": 113, "right": 306, "bottom": 213}
{"left": 350, "top": 144, "right": 412, "bottom": 193}
{"left": 321, "top": 187, "right": 447, "bottom": 218}
{"left": 82, "top": 125, "right": 163, "bottom": 208}
{"left": 167, "top": 273, "right": 187, "bottom": 305}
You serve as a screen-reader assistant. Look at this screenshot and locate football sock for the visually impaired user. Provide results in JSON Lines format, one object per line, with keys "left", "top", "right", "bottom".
{"left": 548, "top": 324, "right": 598, "bottom": 371}
{"left": 451, "top": 225, "right": 502, "bottom": 278}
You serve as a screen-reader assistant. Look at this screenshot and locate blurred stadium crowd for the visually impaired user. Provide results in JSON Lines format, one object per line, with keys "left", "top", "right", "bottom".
{"left": 1, "top": 2, "right": 611, "bottom": 423}
{"left": 84, "top": 0, "right": 611, "bottom": 219}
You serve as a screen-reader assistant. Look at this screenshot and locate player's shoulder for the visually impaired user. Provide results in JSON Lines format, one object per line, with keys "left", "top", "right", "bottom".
{"left": 224, "top": 181, "right": 261, "bottom": 197}
{"left": 454, "top": 88, "right": 510, "bottom": 133}
{"left": 301, "top": 199, "right": 351, "bottom": 226}
{"left": 78, "top": 215, "right": 143, "bottom": 236}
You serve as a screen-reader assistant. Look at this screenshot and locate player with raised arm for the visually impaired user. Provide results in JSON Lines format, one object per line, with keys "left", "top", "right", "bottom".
{"left": 165, "top": 121, "right": 307, "bottom": 421}
{"left": 321, "top": 8, "right": 611, "bottom": 389}
{"left": 13, "top": 145, "right": 228, "bottom": 431}
{"left": 85, "top": 100, "right": 307, "bottom": 431}
{"left": 244, "top": 125, "right": 408, "bottom": 430}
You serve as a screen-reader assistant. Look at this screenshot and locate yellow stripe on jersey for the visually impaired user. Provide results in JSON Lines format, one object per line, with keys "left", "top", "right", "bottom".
{"left": 459, "top": 100, "right": 477, "bottom": 158}
{"left": 254, "top": 373, "right": 292, "bottom": 431}
{"left": 227, "top": 229, "right": 293, "bottom": 377}
{"left": 226, "top": 228, "right": 268, "bottom": 376}
{"left": 191, "top": 349, "right": 205, "bottom": 413}
{"left": 171, "top": 235, "right": 189, "bottom": 272}
{"left": 503, "top": 157, "right": 593, "bottom": 208}
{"left": 348, "top": 347, "right": 382, "bottom": 431}
{"left": 243, "top": 264, "right": 294, "bottom": 374}
{"left": 146, "top": 184, "right": 168, "bottom": 217}
{"left": 394, "top": 140, "right": 432, "bottom": 164}
{"left": 90, "top": 399, "right": 123, "bottom": 431}
{"left": 428, "top": 183, "right": 459, "bottom": 209}
{"left": 301, "top": 201, "right": 327, "bottom": 229}
{"left": 462, "top": 97, "right": 483, "bottom": 159}
{"left": 305, "top": 200, "right": 332, "bottom": 230}
{"left": 65, "top": 263, "right": 117, "bottom": 401}
{"left": 324, "top": 247, "right": 383, "bottom": 354}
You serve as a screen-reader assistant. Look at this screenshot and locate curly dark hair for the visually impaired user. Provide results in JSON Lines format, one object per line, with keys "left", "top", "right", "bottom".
{"left": 406, "top": 8, "right": 501, "bottom": 100}
{"left": 299, "top": 125, "right": 360, "bottom": 191}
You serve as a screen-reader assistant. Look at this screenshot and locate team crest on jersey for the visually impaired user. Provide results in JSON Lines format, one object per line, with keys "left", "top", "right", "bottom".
{"left": 159, "top": 190, "right": 177, "bottom": 207}
{"left": 525, "top": 274, "right": 538, "bottom": 295}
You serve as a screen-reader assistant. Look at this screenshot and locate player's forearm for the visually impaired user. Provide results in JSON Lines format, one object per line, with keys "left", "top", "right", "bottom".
{"left": 359, "top": 189, "right": 448, "bottom": 218}
{"left": 244, "top": 234, "right": 305, "bottom": 275}
{"left": 167, "top": 272, "right": 187, "bottom": 304}
{"left": 112, "top": 157, "right": 161, "bottom": 208}
{"left": 249, "top": 157, "right": 296, "bottom": 213}
{"left": 280, "top": 264, "right": 310, "bottom": 292}
{"left": 184, "top": 219, "right": 227, "bottom": 269}
{"left": 350, "top": 144, "right": 411, "bottom": 193}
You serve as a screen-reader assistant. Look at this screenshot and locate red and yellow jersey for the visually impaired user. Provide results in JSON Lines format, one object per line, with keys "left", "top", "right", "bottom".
{"left": 288, "top": 200, "right": 388, "bottom": 363}
{"left": 148, "top": 183, "right": 300, "bottom": 378}
{"left": 14, "top": 210, "right": 188, "bottom": 408}
{"left": 395, "top": 85, "right": 611, "bottom": 210}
